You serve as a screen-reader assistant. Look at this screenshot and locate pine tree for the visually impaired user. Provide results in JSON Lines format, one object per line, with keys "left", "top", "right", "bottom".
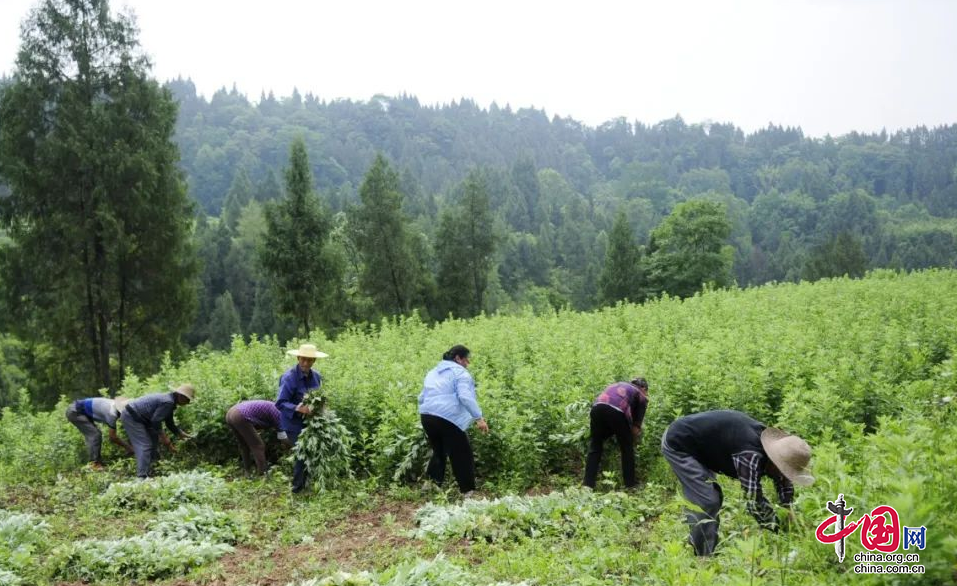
{"left": 598, "top": 212, "right": 643, "bottom": 305}
{"left": 259, "top": 137, "right": 342, "bottom": 335}
{"left": 0, "top": 0, "right": 197, "bottom": 391}
{"left": 254, "top": 169, "right": 282, "bottom": 202}
{"left": 207, "top": 291, "right": 241, "bottom": 350}
{"left": 802, "top": 232, "right": 867, "bottom": 281}
{"left": 221, "top": 167, "right": 253, "bottom": 231}
{"left": 348, "top": 154, "right": 425, "bottom": 316}
{"left": 436, "top": 171, "right": 496, "bottom": 317}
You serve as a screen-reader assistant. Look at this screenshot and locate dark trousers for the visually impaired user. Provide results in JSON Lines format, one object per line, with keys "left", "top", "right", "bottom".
{"left": 286, "top": 428, "right": 308, "bottom": 493}
{"left": 121, "top": 410, "right": 159, "bottom": 478}
{"left": 226, "top": 407, "right": 268, "bottom": 475}
{"left": 292, "top": 458, "right": 307, "bottom": 492}
{"left": 66, "top": 404, "right": 103, "bottom": 463}
{"left": 583, "top": 403, "right": 636, "bottom": 488}
{"left": 661, "top": 431, "right": 724, "bottom": 556}
{"left": 421, "top": 414, "right": 476, "bottom": 493}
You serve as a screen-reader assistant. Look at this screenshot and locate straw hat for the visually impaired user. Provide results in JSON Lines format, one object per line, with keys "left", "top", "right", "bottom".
{"left": 113, "top": 396, "right": 130, "bottom": 413}
{"left": 287, "top": 344, "right": 329, "bottom": 359}
{"left": 172, "top": 384, "right": 195, "bottom": 403}
{"left": 761, "top": 427, "right": 815, "bottom": 486}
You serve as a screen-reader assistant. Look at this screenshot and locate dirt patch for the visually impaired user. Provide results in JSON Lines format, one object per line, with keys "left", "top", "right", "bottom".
{"left": 197, "top": 499, "right": 424, "bottom": 586}
{"left": 300, "top": 500, "right": 421, "bottom": 567}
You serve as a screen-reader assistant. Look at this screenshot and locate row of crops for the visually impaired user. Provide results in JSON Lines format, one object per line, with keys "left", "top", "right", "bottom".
{"left": 4, "top": 269, "right": 954, "bottom": 487}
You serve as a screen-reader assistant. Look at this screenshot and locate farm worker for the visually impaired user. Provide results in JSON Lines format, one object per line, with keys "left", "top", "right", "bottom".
{"left": 65, "top": 396, "right": 135, "bottom": 469}
{"left": 582, "top": 377, "right": 649, "bottom": 489}
{"left": 418, "top": 344, "right": 489, "bottom": 495}
{"left": 276, "top": 343, "right": 327, "bottom": 493}
{"left": 120, "top": 384, "right": 196, "bottom": 478}
{"left": 660, "top": 410, "right": 814, "bottom": 556}
{"left": 225, "top": 399, "right": 282, "bottom": 476}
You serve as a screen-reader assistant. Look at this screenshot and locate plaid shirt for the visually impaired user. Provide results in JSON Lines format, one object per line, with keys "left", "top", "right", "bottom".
{"left": 593, "top": 382, "right": 648, "bottom": 428}
{"left": 731, "top": 451, "right": 794, "bottom": 528}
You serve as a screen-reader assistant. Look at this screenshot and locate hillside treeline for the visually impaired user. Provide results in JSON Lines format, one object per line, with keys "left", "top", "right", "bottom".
{"left": 174, "top": 79, "right": 957, "bottom": 346}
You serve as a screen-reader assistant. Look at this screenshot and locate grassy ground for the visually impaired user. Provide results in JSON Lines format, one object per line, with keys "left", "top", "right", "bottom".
{"left": 0, "top": 461, "right": 866, "bottom": 586}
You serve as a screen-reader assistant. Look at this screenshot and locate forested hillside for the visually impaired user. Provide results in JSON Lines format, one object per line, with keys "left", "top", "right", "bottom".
{"left": 171, "top": 79, "right": 957, "bottom": 350}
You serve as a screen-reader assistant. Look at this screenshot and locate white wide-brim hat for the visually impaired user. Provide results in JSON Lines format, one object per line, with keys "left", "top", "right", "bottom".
{"left": 761, "top": 427, "right": 815, "bottom": 486}
{"left": 287, "top": 343, "right": 329, "bottom": 359}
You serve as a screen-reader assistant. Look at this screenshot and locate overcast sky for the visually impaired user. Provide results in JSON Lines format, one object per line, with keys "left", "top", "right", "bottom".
{"left": 2, "top": 0, "right": 955, "bottom": 138}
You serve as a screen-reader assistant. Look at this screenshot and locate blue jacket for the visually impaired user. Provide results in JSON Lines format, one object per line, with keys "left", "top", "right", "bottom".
{"left": 418, "top": 360, "right": 483, "bottom": 431}
{"left": 275, "top": 365, "right": 322, "bottom": 438}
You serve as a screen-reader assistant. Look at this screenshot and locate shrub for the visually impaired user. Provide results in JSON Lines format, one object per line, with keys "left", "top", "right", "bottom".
{"left": 0, "top": 396, "right": 83, "bottom": 484}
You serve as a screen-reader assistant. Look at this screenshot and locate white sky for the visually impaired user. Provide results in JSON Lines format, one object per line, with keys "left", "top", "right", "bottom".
{"left": 2, "top": 0, "right": 955, "bottom": 138}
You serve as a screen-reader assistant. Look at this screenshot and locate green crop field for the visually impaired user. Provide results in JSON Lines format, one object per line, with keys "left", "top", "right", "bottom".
{"left": 1, "top": 269, "right": 954, "bottom": 585}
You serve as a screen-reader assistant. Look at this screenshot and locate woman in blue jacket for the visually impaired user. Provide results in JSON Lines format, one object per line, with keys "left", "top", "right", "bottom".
{"left": 418, "top": 345, "right": 489, "bottom": 494}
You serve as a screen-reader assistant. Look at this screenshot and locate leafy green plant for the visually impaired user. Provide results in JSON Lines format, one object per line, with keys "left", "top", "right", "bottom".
{"left": 98, "top": 471, "right": 227, "bottom": 511}
{"left": 0, "top": 510, "right": 48, "bottom": 551}
{"left": 0, "top": 568, "right": 22, "bottom": 586}
{"left": 54, "top": 495, "right": 243, "bottom": 581}
{"left": 148, "top": 504, "right": 248, "bottom": 544}
{"left": 413, "top": 487, "right": 664, "bottom": 543}
{"left": 51, "top": 534, "right": 233, "bottom": 582}
{"left": 288, "top": 556, "right": 531, "bottom": 586}
{"left": 381, "top": 556, "right": 530, "bottom": 586}
{"left": 294, "top": 403, "right": 354, "bottom": 492}
{"left": 0, "top": 510, "right": 49, "bottom": 583}
{"left": 0, "top": 396, "right": 83, "bottom": 484}
{"left": 289, "top": 571, "right": 376, "bottom": 586}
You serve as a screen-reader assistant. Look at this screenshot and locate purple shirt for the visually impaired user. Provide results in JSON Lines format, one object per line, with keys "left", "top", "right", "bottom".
{"left": 594, "top": 382, "right": 648, "bottom": 428}
{"left": 234, "top": 400, "right": 281, "bottom": 429}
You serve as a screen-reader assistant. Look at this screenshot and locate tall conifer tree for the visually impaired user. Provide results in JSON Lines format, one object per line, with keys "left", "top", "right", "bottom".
{"left": 598, "top": 212, "right": 643, "bottom": 305}
{"left": 349, "top": 154, "right": 425, "bottom": 316}
{"left": 0, "top": 0, "right": 197, "bottom": 391}
{"left": 436, "top": 171, "right": 495, "bottom": 317}
{"left": 259, "top": 137, "right": 341, "bottom": 334}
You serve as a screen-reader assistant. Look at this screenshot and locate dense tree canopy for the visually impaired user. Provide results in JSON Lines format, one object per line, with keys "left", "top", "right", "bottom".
{"left": 0, "top": 0, "right": 196, "bottom": 395}
{"left": 643, "top": 200, "right": 734, "bottom": 298}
